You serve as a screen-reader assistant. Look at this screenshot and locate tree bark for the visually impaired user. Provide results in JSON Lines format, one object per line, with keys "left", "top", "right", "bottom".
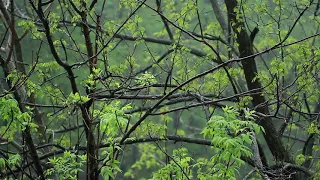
{"left": 224, "top": 0, "right": 291, "bottom": 162}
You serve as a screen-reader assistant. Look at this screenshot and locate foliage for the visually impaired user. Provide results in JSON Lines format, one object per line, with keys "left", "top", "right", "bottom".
{"left": 0, "top": 0, "right": 320, "bottom": 179}
{"left": 201, "top": 107, "right": 261, "bottom": 179}
{"left": 45, "top": 151, "right": 86, "bottom": 179}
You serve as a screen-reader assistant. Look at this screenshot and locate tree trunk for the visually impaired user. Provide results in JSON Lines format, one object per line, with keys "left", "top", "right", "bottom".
{"left": 224, "top": 0, "right": 291, "bottom": 162}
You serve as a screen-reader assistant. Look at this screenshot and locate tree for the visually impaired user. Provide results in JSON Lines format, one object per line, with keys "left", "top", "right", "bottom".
{"left": 0, "top": 0, "right": 319, "bottom": 179}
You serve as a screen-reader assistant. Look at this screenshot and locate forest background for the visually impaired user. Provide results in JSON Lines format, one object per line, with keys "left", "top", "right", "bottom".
{"left": 1, "top": 0, "right": 320, "bottom": 179}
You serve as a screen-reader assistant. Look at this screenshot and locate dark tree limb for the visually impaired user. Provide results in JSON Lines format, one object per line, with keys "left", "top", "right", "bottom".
{"left": 224, "top": 0, "right": 290, "bottom": 162}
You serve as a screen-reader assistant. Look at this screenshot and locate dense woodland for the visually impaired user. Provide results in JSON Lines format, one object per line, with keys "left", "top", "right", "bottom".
{"left": 1, "top": 0, "right": 320, "bottom": 179}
